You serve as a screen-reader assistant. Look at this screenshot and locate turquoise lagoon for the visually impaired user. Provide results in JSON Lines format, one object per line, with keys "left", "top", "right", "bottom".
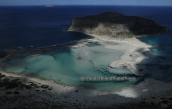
{"left": 3, "top": 42, "right": 143, "bottom": 91}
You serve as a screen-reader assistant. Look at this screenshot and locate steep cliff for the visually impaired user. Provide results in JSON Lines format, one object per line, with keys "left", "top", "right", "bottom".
{"left": 66, "top": 12, "right": 168, "bottom": 37}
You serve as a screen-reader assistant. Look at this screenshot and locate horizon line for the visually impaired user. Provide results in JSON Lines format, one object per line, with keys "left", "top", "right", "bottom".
{"left": 0, "top": 4, "right": 171, "bottom": 7}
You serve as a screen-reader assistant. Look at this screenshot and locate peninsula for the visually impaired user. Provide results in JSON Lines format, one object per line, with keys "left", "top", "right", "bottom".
{"left": 66, "top": 12, "right": 168, "bottom": 37}
{"left": 0, "top": 12, "right": 172, "bottom": 109}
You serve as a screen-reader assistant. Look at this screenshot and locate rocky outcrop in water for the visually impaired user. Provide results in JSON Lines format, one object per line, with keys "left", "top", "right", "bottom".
{"left": 66, "top": 12, "right": 168, "bottom": 37}
{"left": 45, "top": 4, "right": 55, "bottom": 7}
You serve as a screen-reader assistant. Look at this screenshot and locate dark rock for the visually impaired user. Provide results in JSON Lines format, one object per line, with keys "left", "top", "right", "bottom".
{"left": 168, "top": 98, "right": 172, "bottom": 101}
{"left": 158, "top": 103, "right": 161, "bottom": 105}
{"left": 6, "top": 92, "right": 13, "bottom": 94}
{"left": 48, "top": 87, "right": 53, "bottom": 90}
{"left": 167, "top": 104, "right": 172, "bottom": 108}
{"left": 0, "top": 74, "right": 5, "bottom": 78}
{"left": 161, "top": 100, "right": 169, "bottom": 104}
{"left": 0, "top": 82, "right": 5, "bottom": 87}
{"left": 24, "top": 85, "right": 32, "bottom": 89}
{"left": 5, "top": 83, "right": 19, "bottom": 89}
{"left": 14, "top": 91, "right": 20, "bottom": 94}
{"left": 66, "top": 12, "right": 168, "bottom": 37}
{"left": 0, "top": 52, "right": 7, "bottom": 58}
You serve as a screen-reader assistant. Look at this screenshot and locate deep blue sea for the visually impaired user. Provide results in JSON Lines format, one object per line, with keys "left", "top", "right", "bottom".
{"left": 0, "top": 6, "right": 172, "bottom": 50}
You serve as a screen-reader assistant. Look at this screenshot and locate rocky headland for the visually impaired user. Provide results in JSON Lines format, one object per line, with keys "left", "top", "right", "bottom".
{"left": 66, "top": 12, "right": 168, "bottom": 37}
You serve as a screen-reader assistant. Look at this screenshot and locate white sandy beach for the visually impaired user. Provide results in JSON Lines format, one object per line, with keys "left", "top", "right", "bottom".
{"left": 1, "top": 35, "right": 172, "bottom": 108}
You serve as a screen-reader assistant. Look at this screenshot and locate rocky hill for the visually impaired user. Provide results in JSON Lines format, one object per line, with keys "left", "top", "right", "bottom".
{"left": 66, "top": 12, "right": 168, "bottom": 37}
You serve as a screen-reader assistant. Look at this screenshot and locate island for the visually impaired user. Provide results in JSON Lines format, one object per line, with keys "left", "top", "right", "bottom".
{"left": 45, "top": 4, "right": 55, "bottom": 7}
{"left": 66, "top": 12, "right": 168, "bottom": 37}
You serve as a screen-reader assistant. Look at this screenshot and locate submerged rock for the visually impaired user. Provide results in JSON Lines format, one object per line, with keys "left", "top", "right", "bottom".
{"left": 66, "top": 12, "right": 168, "bottom": 37}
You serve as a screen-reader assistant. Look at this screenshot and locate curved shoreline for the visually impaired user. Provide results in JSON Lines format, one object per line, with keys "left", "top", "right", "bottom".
{"left": 1, "top": 34, "right": 172, "bottom": 108}
{"left": 71, "top": 31, "right": 152, "bottom": 75}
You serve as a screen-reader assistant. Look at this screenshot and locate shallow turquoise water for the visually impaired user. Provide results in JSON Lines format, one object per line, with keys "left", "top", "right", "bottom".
{"left": 3, "top": 43, "right": 142, "bottom": 91}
